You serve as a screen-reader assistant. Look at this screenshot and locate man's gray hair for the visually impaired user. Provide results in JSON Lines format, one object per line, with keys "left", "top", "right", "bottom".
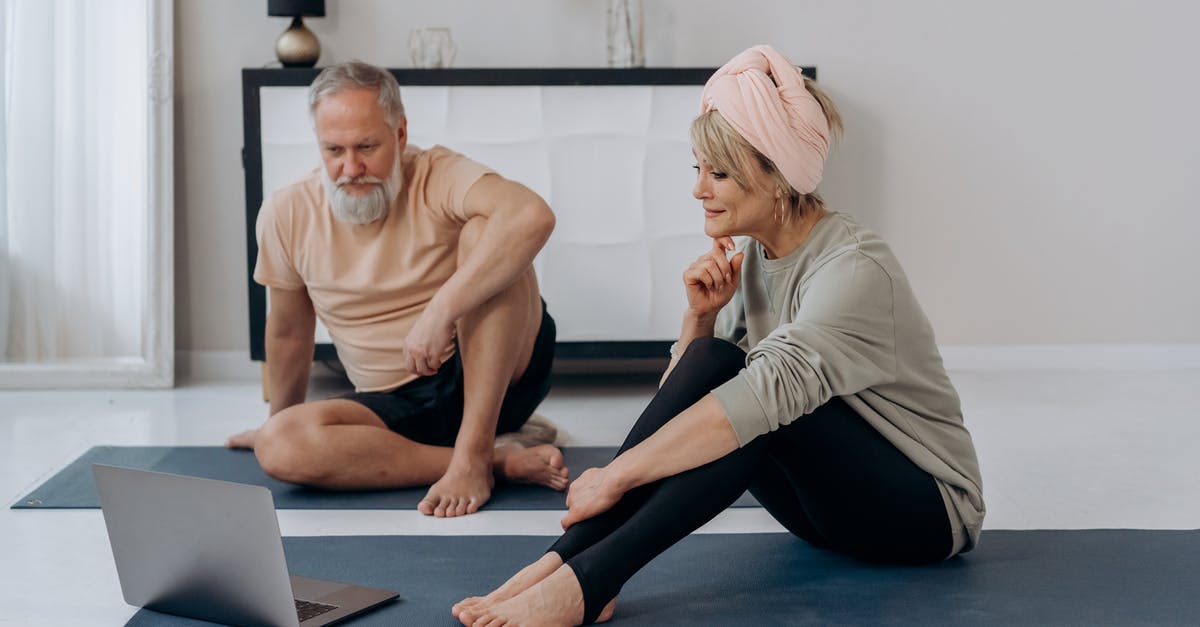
{"left": 309, "top": 60, "right": 406, "bottom": 128}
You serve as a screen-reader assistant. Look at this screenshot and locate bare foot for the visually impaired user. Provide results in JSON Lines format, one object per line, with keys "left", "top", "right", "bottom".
{"left": 419, "top": 461, "right": 494, "bottom": 518}
{"left": 224, "top": 428, "right": 259, "bottom": 450}
{"left": 453, "top": 552, "right": 564, "bottom": 622}
{"left": 495, "top": 443, "right": 569, "bottom": 491}
{"left": 459, "top": 564, "right": 615, "bottom": 626}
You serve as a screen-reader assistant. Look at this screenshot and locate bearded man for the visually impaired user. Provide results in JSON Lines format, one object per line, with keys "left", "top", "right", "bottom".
{"left": 226, "top": 60, "right": 567, "bottom": 518}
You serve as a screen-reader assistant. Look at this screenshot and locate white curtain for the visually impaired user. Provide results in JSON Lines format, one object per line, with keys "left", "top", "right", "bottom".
{"left": 2, "top": 0, "right": 146, "bottom": 362}
{"left": 0, "top": 0, "right": 8, "bottom": 359}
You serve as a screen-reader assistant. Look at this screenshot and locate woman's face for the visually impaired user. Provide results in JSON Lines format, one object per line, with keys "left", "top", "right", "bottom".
{"left": 692, "top": 149, "right": 778, "bottom": 240}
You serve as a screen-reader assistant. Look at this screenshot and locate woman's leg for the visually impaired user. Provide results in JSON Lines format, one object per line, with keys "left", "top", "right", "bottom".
{"left": 544, "top": 337, "right": 790, "bottom": 623}
{"left": 749, "top": 396, "right": 953, "bottom": 564}
{"left": 548, "top": 337, "right": 748, "bottom": 563}
{"left": 454, "top": 337, "right": 753, "bottom": 625}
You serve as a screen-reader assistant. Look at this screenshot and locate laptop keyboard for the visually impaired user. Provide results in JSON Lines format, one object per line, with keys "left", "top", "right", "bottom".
{"left": 295, "top": 598, "right": 338, "bottom": 622}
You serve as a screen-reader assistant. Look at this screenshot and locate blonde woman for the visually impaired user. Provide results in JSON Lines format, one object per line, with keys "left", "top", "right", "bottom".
{"left": 454, "top": 45, "right": 985, "bottom": 626}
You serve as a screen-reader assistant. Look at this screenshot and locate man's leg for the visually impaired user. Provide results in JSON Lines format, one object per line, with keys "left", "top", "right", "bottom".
{"left": 252, "top": 399, "right": 457, "bottom": 489}
{"left": 420, "top": 216, "right": 566, "bottom": 517}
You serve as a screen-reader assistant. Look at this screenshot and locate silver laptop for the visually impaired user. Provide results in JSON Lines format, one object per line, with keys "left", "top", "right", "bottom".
{"left": 93, "top": 464, "right": 398, "bottom": 626}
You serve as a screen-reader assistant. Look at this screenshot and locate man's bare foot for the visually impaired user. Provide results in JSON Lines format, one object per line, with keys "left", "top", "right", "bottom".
{"left": 419, "top": 461, "right": 494, "bottom": 517}
{"left": 419, "top": 444, "right": 567, "bottom": 518}
{"left": 453, "top": 552, "right": 564, "bottom": 622}
{"left": 456, "top": 564, "right": 615, "bottom": 627}
{"left": 224, "top": 428, "right": 259, "bottom": 450}
{"left": 495, "top": 443, "right": 569, "bottom": 491}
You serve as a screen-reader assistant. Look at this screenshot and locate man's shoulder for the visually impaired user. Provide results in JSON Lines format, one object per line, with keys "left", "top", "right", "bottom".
{"left": 406, "top": 144, "right": 490, "bottom": 177}
{"left": 264, "top": 168, "right": 324, "bottom": 213}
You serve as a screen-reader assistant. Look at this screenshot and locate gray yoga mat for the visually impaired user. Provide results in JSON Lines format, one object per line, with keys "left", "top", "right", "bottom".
{"left": 125, "top": 530, "right": 1200, "bottom": 626}
{"left": 12, "top": 445, "right": 759, "bottom": 510}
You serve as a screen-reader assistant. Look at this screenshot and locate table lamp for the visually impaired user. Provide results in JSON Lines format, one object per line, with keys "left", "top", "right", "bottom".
{"left": 268, "top": 0, "right": 325, "bottom": 68}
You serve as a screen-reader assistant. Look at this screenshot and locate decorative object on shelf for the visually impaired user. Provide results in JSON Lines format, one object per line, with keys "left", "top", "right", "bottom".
{"left": 268, "top": 0, "right": 325, "bottom": 68}
{"left": 409, "top": 28, "right": 457, "bottom": 69}
{"left": 606, "top": 0, "right": 644, "bottom": 68}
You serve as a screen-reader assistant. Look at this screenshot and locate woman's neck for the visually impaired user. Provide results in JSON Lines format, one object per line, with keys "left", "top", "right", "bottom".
{"left": 758, "top": 207, "right": 829, "bottom": 260}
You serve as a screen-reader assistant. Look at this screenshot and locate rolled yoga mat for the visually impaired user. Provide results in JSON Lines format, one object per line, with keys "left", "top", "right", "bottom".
{"left": 12, "top": 446, "right": 760, "bottom": 510}
{"left": 125, "top": 530, "right": 1200, "bottom": 626}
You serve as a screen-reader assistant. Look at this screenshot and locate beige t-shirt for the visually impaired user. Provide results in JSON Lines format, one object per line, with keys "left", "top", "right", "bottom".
{"left": 254, "top": 145, "right": 493, "bottom": 392}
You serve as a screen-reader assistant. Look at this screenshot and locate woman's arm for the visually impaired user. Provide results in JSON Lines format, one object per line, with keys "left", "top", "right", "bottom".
{"left": 561, "top": 394, "right": 738, "bottom": 529}
{"left": 659, "top": 238, "right": 744, "bottom": 385}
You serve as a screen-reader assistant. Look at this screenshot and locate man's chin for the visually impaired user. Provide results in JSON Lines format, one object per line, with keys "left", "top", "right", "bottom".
{"left": 332, "top": 210, "right": 387, "bottom": 225}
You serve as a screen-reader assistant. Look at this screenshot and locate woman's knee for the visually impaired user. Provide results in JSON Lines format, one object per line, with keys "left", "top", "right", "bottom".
{"left": 680, "top": 336, "right": 743, "bottom": 363}
{"left": 673, "top": 337, "right": 745, "bottom": 384}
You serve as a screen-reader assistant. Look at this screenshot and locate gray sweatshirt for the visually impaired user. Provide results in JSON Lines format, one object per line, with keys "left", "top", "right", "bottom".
{"left": 711, "top": 212, "right": 985, "bottom": 554}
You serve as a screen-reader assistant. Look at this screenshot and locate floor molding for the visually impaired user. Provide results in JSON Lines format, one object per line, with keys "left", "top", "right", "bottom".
{"left": 175, "top": 350, "right": 262, "bottom": 383}
{"left": 178, "top": 343, "right": 1200, "bottom": 384}
{"left": 938, "top": 343, "right": 1200, "bottom": 371}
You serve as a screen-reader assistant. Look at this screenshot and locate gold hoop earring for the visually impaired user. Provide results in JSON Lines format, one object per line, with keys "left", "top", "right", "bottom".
{"left": 775, "top": 198, "right": 785, "bottom": 225}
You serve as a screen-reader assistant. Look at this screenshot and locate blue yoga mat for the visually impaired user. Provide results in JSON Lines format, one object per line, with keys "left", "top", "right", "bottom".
{"left": 13, "top": 446, "right": 759, "bottom": 510}
{"left": 124, "top": 530, "right": 1200, "bottom": 626}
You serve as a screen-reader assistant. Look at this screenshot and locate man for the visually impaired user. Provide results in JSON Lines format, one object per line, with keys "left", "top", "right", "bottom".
{"left": 226, "top": 61, "right": 567, "bottom": 518}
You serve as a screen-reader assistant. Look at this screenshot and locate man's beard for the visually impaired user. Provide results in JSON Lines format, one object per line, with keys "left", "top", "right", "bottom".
{"left": 323, "top": 154, "right": 404, "bottom": 225}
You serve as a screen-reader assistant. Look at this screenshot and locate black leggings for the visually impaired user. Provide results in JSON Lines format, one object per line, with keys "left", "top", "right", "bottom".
{"left": 548, "top": 338, "right": 953, "bottom": 623}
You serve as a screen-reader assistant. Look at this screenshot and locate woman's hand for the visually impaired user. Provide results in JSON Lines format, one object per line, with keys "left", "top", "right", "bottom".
{"left": 683, "top": 237, "right": 745, "bottom": 318}
{"left": 560, "top": 466, "right": 626, "bottom": 530}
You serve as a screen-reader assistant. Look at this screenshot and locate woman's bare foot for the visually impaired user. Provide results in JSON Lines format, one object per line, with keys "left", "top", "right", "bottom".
{"left": 457, "top": 564, "right": 614, "bottom": 626}
{"left": 494, "top": 444, "right": 569, "bottom": 491}
{"left": 452, "top": 552, "right": 563, "bottom": 622}
{"left": 224, "top": 428, "right": 259, "bottom": 450}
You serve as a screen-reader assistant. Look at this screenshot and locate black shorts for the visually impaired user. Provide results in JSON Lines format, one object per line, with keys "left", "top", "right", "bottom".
{"left": 343, "top": 301, "right": 556, "bottom": 447}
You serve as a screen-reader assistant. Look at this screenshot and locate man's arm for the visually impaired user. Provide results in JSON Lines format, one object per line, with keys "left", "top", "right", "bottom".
{"left": 265, "top": 286, "right": 317, "bottom": 416}
{"left": 403, "top": 173, "right": 555, "bottom": 375}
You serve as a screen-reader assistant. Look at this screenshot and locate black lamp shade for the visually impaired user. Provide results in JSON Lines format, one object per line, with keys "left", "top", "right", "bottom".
{"left": 268, "top": 0, "right": 325, "bottom": 17}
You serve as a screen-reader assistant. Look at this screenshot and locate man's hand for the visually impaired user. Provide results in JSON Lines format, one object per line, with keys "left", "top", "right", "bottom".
{"left": 684, "top": 237, "right": 744, "bottom": 319}
{"left": 224, "top": 428, "right": 260, "bottom": 450}
{"left": 402, "top": 306, "right": 456, "bottom": 377}
{"left": 418, "top": 456, "right": 495, "bottom": 517}
{"left": 560, "top": 465, "right": 626, "bottom": 530}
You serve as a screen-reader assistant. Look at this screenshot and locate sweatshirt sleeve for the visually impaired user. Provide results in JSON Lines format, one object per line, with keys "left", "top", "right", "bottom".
{"left": 711, "top": 251, "right": 899, "bottom": 446}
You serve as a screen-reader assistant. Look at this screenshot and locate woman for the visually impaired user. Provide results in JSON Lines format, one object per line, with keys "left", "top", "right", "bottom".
{"left": 452, "top": 44, "right": 985, "bottom": 626}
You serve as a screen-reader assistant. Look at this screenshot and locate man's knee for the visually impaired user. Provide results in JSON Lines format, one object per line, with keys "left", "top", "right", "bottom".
{"left": 253, "top": 408, "right": 329, "bottom": 485}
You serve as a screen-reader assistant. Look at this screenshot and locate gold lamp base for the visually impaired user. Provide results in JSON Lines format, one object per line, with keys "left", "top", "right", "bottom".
{"left": 275, "top": 16, "right": 320, "bottom": 68}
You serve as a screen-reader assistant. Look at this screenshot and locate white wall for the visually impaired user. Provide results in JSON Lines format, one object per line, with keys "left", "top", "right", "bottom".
{"left": 175, "top": 0, "right": 1200, "bottom": 353}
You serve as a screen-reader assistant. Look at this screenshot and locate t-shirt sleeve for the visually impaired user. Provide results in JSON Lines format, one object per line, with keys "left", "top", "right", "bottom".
{"left": 421, "top": 147, "right": 495, "bottom": 225}
{"left": 711, "top": 251, "right": 899, "bottom": 446}
{"left": 253, "top": 194, "right": 305, "bottom": 290}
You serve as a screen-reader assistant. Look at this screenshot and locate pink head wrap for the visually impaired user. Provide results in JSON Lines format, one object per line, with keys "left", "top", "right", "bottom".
{"left": 700, "top": 45, "right": 830, "bottom": 195}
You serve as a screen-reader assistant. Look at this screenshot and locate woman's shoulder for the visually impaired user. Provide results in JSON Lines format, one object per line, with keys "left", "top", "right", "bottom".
{"left": 817, "top": 213, "right": 896, "bottom": 262}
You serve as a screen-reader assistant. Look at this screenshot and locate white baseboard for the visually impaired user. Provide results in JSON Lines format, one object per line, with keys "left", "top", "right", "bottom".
{"left": 178, "top": 343, "right": 1200, "bottom": 384}
{"left": 175, "top": 350, "right": 262, "bottom": 382}
{"left": 938, "top": 343, "right": 1200, "bottom": 371}
{"left": 176, "top": 350, "right": 349, "bottom": 384}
